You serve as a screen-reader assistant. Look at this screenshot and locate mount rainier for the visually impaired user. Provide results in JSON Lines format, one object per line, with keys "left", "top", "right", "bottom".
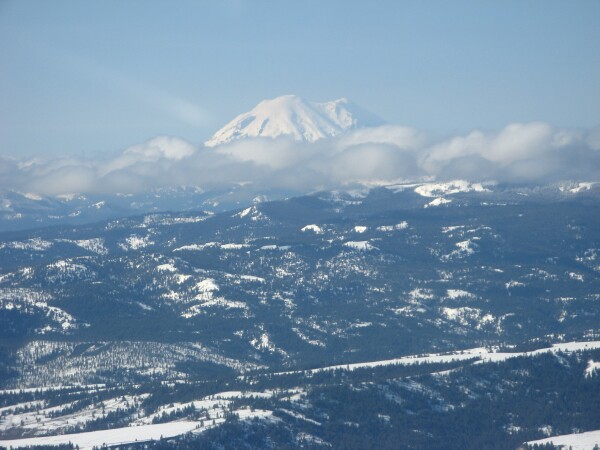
{"left": 205, "top": 95, "right": 385, "bottom": 146}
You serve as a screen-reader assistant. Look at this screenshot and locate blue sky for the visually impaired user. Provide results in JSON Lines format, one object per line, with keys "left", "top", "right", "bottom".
{"left": 1, "top": 0, "right": 599, "bottom": 157}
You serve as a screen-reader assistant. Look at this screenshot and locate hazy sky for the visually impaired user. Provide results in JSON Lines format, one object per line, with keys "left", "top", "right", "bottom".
{"left": 1, "top": 0, "right": 599, "bottom": 158}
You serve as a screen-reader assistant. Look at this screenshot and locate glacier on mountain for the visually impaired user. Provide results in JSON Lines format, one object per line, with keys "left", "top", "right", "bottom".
{"left": 205, "top": 95, "right": 384, "bottom": 147}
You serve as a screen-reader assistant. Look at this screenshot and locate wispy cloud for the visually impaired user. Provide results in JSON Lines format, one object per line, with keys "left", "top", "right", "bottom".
{"left": 29, "top": 40, "right": 211, "bottom": 128}
{"left": 3, "top": 122, "right": 599, "bottom": 196}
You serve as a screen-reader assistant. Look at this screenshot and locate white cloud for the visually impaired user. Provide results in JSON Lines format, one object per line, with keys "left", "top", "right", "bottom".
{"left": 587, "top": 126, "right": 600, "bottom": 151}
{"left": 2, "top": 122, "right": 599, "bottom": 197}
{"left": 28, "top": 165, "right": 97, "bottom": 197}
{"left": 99, "top": 137, "right": 196, "bottom": 176}
{"left": 215, "top": 137, "right": 320, "bottom": 169}
{"left": 326, "top": 143, "right": 422, "bottom": 184}
{"left": 487, "top": 122, "right": 554, "bottom": 163}
{"left": 335, "top": 125, "right": 426, "bottom": 151}
{"left": 44, "top": 47, "right": 211, "bottom": 128}
{"left": 422, "top": 122, "right": 598, "bottom": 182}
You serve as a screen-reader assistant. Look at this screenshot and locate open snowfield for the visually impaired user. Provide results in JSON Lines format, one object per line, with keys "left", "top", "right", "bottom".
{"left": 0, "top": 394, "right": 146, "bottom": 436}
{"left": 527, "top": 428, "right": 600, "bottom": 449}
{"left": 0, "top": 421, "right": 202, "bottom": 449}
{"left": 0, "top": 384, "right": 106, "bottom": 396}
{"left": 0, "top": 408, "right": 274, "bottom": 449}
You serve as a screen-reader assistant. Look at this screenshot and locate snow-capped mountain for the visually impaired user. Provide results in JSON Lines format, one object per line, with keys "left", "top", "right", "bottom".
{"left": 205, "top": 94, "right": 384, "bottom": 147}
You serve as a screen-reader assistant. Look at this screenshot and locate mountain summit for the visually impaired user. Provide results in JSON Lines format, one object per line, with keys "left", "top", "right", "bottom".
{"left": 205, "top": 95, "right": 384, "bottom": 147}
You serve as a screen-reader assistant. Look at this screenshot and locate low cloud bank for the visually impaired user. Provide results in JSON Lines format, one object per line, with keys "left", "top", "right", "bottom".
{"left": 2, "top": 122, "right": 599, "bottom": 196}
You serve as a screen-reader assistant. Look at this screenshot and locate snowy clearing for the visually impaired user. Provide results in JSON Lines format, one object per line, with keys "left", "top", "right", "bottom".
{"left": 446, "top": 289, "right": 475, "bottom": 300}
{"left": 0, "top": 421, "right": 202, "bottom": 449}
{"left": 527, "top": 428, "right": 600, "bottom": 449}
{"left": 343, "top": 241, "right": 377, "bottom": 251}
{"left": 0, "top": 409, "right": 275, "bottom": 449}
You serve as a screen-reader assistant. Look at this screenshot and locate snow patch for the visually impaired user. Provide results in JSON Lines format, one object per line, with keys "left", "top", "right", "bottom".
{"left": 194, "top": 279, "right": 219, "bottom": 293}
{"left": 301, "top": 224, "right": 323, "bottom": 234}
{"left": 46, "top": 260, "right": 94, "bottom": 284}
{"left": 343, "top": 241, "right": 377, "bottom": 251}
{"left": 173, "top": 242, "right": 248, "bottom": 251}
{"left": 414, "top": 180, "right": 488, "bottom": 198}
{"left": 441, "top": 307, "right": 494, "bottom": 328}
{"left": 442, "top": 239, "right": 476, "bottom": 260}
{"left": 182, "top": 298, "right": 248, "bottom": 318}
{"left": 569, "top": 272, "right": 584, "bottom": 282}
{"left": 377, "top": 221, "right": 408, "bottom": 232}
{"left": 237, "top": 207, "right": 253, "bottom": 218}
{"left": 251, "top": 333, "right": 277, "bottom": 353}
{"left": 233, "top": 205, "right": 266, "bottom": 221}
{"left": 119, "top": 234, "right": 153, "bottom": 251}
{"left": 560, "top": 181, "right": 597, "bottom": 194}
{"left": 409, "top": 288, "right": 434, "bottom": 301}
{"left": 505, "top": 280, "right": 525, "bottom": 289}
{"left": 426, "top": 197, "right": 451, "bottom": 208}
{"left": 442, "top": 225, "right": 465, "bottom": 234}
{"left": 156, "top": 263, "right": 177, "bottom": 273}
{"left": 260, "top": 244, "right": 292, "bottom": 251}
{"left": 221, "top": 243, "right": 250, "bottom": 250}
{"left": 446, "top": 289, "right": 475, "bottom": 300}
{"left": 585, "top": 360, "right": 600, "bottom": 378}
{"left": 71, "top": 238, "right": 108, "bottom": 255}
{"left": 239, "top": 275, "right": 266, "bottom": 283}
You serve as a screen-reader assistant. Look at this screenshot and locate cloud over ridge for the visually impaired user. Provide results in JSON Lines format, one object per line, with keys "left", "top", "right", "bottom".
{"left": 2, "top": 122, "right": 599, "bottom": 196}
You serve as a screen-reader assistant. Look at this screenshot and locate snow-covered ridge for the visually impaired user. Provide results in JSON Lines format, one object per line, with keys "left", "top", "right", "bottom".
{"left": 559, "top": 181, "right": 598, "bottom": 194}
{"left": 0, "top": 288, "right": 77, "bottom": 333}
{"left": 414, "top": 180, "right": 489, "bottom": 198}
{"left": 276, "top": 340, "right": 600, "bottom": 376}
{"left": 173, "top": 242, "right": 250, "bottom": 252}
{"left": 11, "top": 340, "right": 259, "bottom": 388}
{"left": 0, "top": 238, "right": 53, "bottom": 251}
{"left": 205, "top": 95, "right": 384, "bottom": 146}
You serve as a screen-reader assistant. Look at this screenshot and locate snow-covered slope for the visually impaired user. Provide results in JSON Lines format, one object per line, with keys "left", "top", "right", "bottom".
{"left": 527, "top": 429, "right": 600, "bottom": 449}
{"left": 205, "top": 95, "right": 384, "bottom": 146}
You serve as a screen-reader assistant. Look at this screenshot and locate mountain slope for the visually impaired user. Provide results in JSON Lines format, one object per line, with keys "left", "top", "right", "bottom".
{"left": 1, "top": 182, "right": 599, "bottom": 364}
{"left": 205, "top": 95, "right": 384, "bottom": 147}
{"left": 1, "top": 183, "right": 600, "bottom": 448}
